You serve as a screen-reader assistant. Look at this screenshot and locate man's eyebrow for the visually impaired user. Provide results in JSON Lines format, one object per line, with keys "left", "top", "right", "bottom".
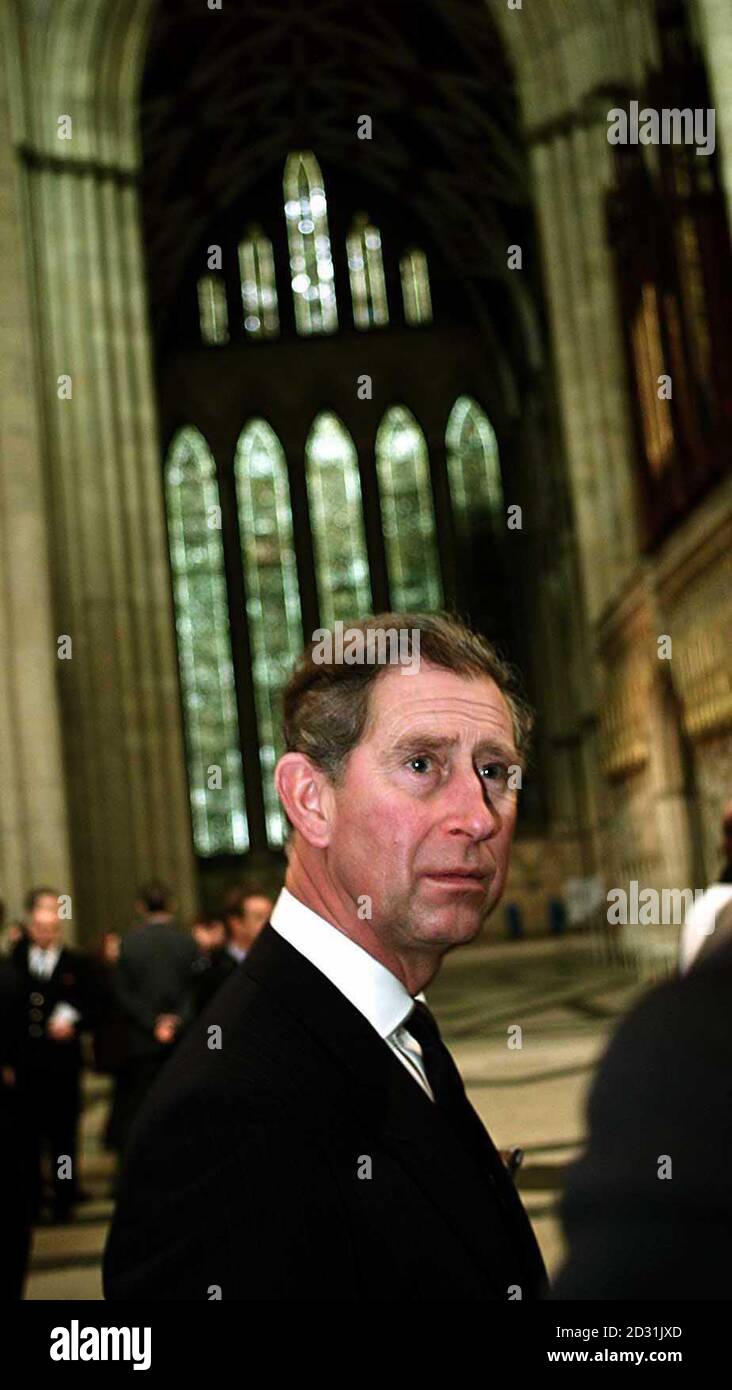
{"left": 388, "top": 732, "right": 518, "bottom": 759}
{"left": 388, "top": 733, "right": 456, "bottom": 756}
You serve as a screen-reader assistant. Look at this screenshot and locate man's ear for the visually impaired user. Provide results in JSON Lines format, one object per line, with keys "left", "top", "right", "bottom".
{"left": 274, "top": 753, "right": 335, "bottom": 848}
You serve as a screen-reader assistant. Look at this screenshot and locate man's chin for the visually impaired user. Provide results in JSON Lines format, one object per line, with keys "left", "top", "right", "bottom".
{"left": 411, "top": 904, "right": 488, "bottom": 950}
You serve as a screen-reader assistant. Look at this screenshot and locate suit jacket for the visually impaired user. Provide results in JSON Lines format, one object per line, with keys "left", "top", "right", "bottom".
{"left": 0, "top": 960, "right": 32, "bottom": 1299}
{"left": 115, "top": 921, "right": 198, "bottom": 1058}
{"left": 553, "top": 933, "right": 732, "bottom": 1300}
{"left": 104, "top": 923, "right": 547, "bottom": 1300}
{"left": 0, "top": 958, "right": 25, "bottom": 1071}
{"left": 11, "top": 939, "right": 91, "bottom": 1075}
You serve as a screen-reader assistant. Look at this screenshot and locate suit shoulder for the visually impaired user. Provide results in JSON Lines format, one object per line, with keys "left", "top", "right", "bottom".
{"left": 139, "top": 969, "right": 341, "bottom": 1131}
{"left": 565, "top": 964, "right": 732, "bottom": 1204}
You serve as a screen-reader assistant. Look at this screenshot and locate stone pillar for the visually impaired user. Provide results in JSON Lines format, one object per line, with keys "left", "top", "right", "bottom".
{"left": 18, "top": 157, "right": 199, "bottom": 937}
{"left": 530, "top": 116, "right": 640, "bottom": 627}
{"left": 1, "top": 0, "right": 199, "bottom": 939}
{"left": 0, "top": 47, "right": 74, "bottom": 925}
{"left": 695, "top": 0, "right": 732, "bottom": 233}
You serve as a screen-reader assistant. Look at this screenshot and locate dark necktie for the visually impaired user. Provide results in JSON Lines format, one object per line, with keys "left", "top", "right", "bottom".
{"left": 406, "top": 1000, "right": 506, "bottom": 1185}
{"left": 406, "top": 1001, "right": 543, "bottom": 1293}
{"left": 406, "top": 1000, "right": 468, "bottom": 1110}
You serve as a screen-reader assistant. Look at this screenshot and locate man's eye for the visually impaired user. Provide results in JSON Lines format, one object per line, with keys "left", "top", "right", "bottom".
{"left": 408, "top": 756, "right": 432, "bottom": 774}
{"left": 481, "top": 762, "right": 508, "bottom": 783}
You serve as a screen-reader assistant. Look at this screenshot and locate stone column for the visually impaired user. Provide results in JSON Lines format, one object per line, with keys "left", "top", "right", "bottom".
{"left": 0, "top": 0, "right": 199, "bottom": 939}
{"left": 18, "top": 155, "right": 199, "bottom": 937}
{"left": 0, "top": 47, "right": 74, "bottom": 925}
{"left": 530, "top": 116, "right": 640, "bottom": 627}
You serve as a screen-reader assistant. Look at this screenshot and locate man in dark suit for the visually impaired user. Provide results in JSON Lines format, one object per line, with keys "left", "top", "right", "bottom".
{"left": 553, "top": 900, "right": 732, "bottom": 1300}
{"left": 105, "top": 612, "right": 547, "bottom": 1300}
{"left": 113, "top": 881, "right": 198, "bottom": 1152}
{"left": 191, "top": 892, "right": 273, "bottom": 1013}
{"left": 0, "top": 952, "right": 33, "bottom": 1295}
{"left": 12, "top": 886, "right": 93, "bottom": 1222}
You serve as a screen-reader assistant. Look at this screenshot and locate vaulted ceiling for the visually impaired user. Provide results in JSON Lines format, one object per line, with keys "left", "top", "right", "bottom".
{"left": 139, "top": 0, "right": 544, "bottom": 381}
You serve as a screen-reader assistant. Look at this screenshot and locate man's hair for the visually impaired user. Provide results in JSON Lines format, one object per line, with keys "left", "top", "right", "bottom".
{"left": 136, "top": 880, "right": 171, "bottom": 914}
{"left": 193, "top": 912, "right": 225, "bottom": 929}
{"left": 282, "top": 611, "right": 533, "bottom": 784}
{"left": 223, "top": 885, "right": 273, "bottom": 919}
{"left": 24, "top": 886, "right": 59, "bottom": 914}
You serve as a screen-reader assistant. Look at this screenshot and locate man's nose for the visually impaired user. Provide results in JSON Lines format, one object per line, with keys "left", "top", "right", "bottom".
{"left": 442, "top": 766, "right": 503, "bottom": 840}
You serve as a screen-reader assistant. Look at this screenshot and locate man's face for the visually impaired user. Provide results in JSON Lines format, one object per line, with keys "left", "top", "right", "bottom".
{"left": 193, "top": 920, "right": 225, "bottom": 953}
{"left": 28, "top": 894, "right": 61, "bottom": 950}
{"left": 241, "top": 895, "right": 272, "bottom": 940}
{"left": 228, "top": 896, "right": 272, "bottom": 949}
{"left": 324, "top": 663, "right": 520, "bottom": 954}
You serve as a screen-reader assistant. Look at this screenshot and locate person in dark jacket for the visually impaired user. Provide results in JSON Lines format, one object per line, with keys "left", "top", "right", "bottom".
{"left": 553, "top": 901, "right": 732, "bottom": 1300}
{"left": 12, "top": 886, "right": 94, "bottom": 1223}
{"left": 113, "top": 881, "right": 198, "bottom": 1152}
{"left": 191, "top": 894, "right": 273, "bottom": 1013}
{"left": 190, "top": 912, "right": 235, "bottom": 1013}
{"left": 0, "top": 952, "right": 33, "bottom": 1296}
{"left": 88, "top": 932, "right": 130, "bottom": 1158}
{"left": 105, "top": 613, "right": 547, "bottom": 1300}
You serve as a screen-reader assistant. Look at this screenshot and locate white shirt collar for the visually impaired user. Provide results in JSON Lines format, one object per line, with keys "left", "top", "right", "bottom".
{"left": 29, "top": 943, "right": 61, "bottom": 976}
{"left": 270, "top": 887, "right": 416, "bottom": 1040}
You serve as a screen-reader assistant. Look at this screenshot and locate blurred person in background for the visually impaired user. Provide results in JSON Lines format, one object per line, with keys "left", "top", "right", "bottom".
{"left": 191, "top": 892, "right": 273, "bottom": 1013}
{"left": 0, "top": 948, "right": 32, "bottom": 1296}
{"left": 88, "top": 931, "right": 130, "bottom": 1164}
{"left": 223, "top": 887, "right": 273, "bottom": 962}
{"left": 190, "top": 911, "right": 230, "bottom": 1013}
{"left": 0, "top": 894, "right": 25, "bottom": 956}
{"left": 11, "top": 887, "right": 93, "bottom": 1224}
{"left": 191, "top": 913, "right": 226, "bottom": 957}
{"left": 113, "top": 881, "right": 197, "bottom": 1153}
{"left": 554, "top": 894, "right": 732, "bottom": 1300}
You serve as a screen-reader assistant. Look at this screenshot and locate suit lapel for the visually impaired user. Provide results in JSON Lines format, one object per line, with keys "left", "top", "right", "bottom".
{"left": 244, "top": 925, "right": 539, "bottom": 1291}
{"left": 369, "top": 1035, "right": 533, "bottom": 1289}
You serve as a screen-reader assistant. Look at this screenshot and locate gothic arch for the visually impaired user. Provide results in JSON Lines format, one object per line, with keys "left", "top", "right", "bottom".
{"left": 8, "top": 0, "right": 155, "bottom": 168}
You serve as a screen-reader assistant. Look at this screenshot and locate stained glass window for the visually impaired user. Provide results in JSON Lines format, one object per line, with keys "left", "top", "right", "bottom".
{"left": 235, "top": 420, "right": 302, "bottom": 845}
{"left": 376, "top": 406, "right": 442, "bottom": 611}
{"left": 446, "top": 396, "right": 504, "bottom": 528}
{"left": 400, "top": 248, "right": 433, "bottom": 326}
{"left": 198, "top": 274, "right": 229, "bottom": 345}
{"left": 283, "top": 151, "right": 338, "bottom": 336}
{"left": 306, "top": 412, "right": 371, "bottom": 625}
{"left": 347, "top": 213, "right": 389, "bottom": 329}
{"left": 165, "top": 427, "right": 248, "bottom": 855}
{"left": 238, "top": 226, "right": 279, "bottom": 339}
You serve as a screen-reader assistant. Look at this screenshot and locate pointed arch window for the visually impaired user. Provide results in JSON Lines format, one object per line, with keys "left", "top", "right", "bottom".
{"left": 306, "top": 412, "right": 371, "bottom": 625}
{"left": 376, "top": 406, "right": 442, "bottom": 611}
{"left": 235, "top": 420, "right": 301, "bottom": 846}
{"left": 400, "top": 248, "right": 432, "bottom": 326}
{"left": 238, "top": 226, "right": 279, "bottom": 339}
{"left": 347, "top": 213, "right": 389, "bottom": 329}
{"left": 165, "top": 427, "right": 247, "bottom": 855}
{"left": 446, "top": 396, "right": 504, "bottom": 530}
{"left": 197, "top": 274, "right": 229, "bottom": 345}
{"left": 283, "top": 151, "right": 338, "bottom": 336}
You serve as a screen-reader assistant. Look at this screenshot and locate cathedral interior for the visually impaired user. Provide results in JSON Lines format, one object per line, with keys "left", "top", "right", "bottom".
{"left": 1, "top": 0, "right": 731, "bottom": 1298}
